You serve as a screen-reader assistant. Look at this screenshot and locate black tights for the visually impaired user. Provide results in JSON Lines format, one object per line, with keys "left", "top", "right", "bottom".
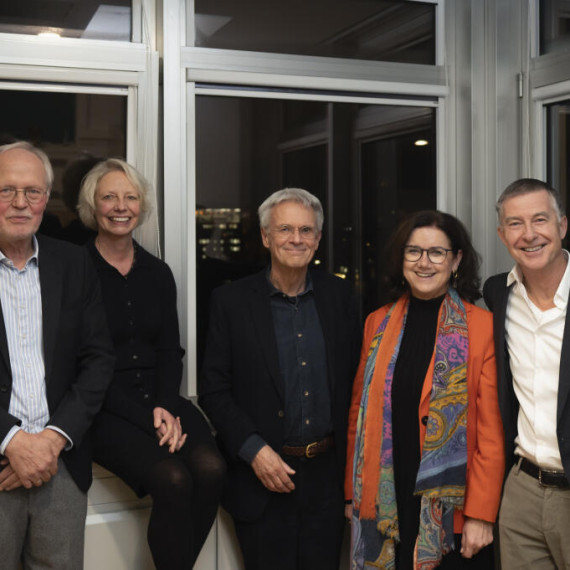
{"left": 143, "top": 443, "right": 226, "bottom": 569}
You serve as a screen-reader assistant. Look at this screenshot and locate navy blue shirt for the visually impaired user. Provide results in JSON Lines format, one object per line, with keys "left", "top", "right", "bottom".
{"left": 238, "top": 272, "right": 332, "bottom": 463}
{"left": 268, "top": 275, "right": 331, "bottom": 445}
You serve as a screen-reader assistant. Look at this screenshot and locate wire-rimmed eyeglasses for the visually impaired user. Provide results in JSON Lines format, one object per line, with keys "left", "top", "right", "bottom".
{"left": 403, "top": 246, "right": 453, "bottom": 264}
{"left": 271, "top": 225, "right": 318, "bottom": 241}
{"left": 0, "top": 187, "right": 49, "bottom": 205}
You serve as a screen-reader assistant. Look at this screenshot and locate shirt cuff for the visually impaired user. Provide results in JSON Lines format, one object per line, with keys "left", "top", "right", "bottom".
{"left": 45, "top": 426, "right": 73, "bottom": 451}
{"left": 0, "top": 425, "right": 21, "bottom": 455}
{"left": 238, "top": 434, "right": 267, "bottom": 464}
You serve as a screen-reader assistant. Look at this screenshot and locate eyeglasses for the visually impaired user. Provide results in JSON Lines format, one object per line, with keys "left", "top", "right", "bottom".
{"left": 403, "top": 246, "right": 453, "bottom": 264}
{"left": 272, "top": 225, "right": 318, "bottom": 241}
{"left": 0, "top": 187, "right": 48, "bottom": 204}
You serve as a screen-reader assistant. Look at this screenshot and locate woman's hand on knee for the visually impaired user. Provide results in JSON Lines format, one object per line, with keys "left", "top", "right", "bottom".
{"left": 153, "top": 407, "right": 185, "bottom": 453}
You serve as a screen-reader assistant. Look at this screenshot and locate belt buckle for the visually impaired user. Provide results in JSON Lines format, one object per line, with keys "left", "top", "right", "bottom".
{"left": 538, "top": 468, "right": 560, "bottom": 488}
{"left": 305, "top": 441, "right": 318, "bottom": 458}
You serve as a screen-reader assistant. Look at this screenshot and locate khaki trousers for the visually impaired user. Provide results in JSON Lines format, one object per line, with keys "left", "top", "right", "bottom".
{"left": 499, "top": 462, "right": 570, "bottom": 569}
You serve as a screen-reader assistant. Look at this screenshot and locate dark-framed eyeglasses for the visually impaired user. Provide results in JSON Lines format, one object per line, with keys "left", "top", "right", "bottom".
{"left": 403, "top": 245, "right": 453, "bottom": 264}
{"left": 0, "top": 187, "right": 49, "bottom": 204}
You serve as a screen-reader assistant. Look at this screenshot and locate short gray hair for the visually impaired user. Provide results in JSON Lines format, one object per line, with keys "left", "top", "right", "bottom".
{"left": 497, "top": 178, "right": 564, "bottom": 222}
{"left": 0, "top": 141, "right": 54, "bottom": 191}
{"left": 78, "top": 158, "right": 152, "bottom": 230}
{"left": 258, "top": 188, "right": 324, "bottom": 232}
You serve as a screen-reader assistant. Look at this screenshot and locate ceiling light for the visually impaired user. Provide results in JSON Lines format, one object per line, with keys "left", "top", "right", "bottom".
{"left": 414, "top": 139, "right": 428, "bottom": 146}
{"left": 38, "top": 31, "right": 61, "bottom": 38}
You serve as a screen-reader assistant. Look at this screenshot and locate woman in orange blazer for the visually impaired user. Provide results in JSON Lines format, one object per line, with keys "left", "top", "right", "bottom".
{"left": 345, "top": 211, "right": 504, "bottom": 570}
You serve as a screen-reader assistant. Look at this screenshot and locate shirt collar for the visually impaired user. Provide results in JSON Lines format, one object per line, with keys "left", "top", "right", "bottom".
{"left": 266, "top": 267, "right": 314, "bottom": 297}
{"left": 507, "top": 249, "right": 570, "bottom": 309}
{"left": 0, "top": 235, "right": 39, "bottom": 268}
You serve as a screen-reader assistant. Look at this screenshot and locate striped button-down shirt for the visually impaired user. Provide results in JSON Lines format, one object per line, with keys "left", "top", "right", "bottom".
{"left": 0, "top": 238, "right": 69, "bottom": 453}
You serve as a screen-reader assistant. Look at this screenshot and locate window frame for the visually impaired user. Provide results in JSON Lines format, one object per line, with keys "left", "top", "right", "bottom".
{"left": 0, "top": 0, "right": 160, "bottom": 252}
{"left": 528, "top": 0, "right": 570, "bottom": 178}
{"left": 163, "top": 0, "right": 448, "bottom": 395}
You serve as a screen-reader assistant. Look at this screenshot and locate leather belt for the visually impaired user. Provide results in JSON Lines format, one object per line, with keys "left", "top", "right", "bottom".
{"left": 518, "top": 457, "right": 570, "bottom": 488}
{"left": 281, "top": 436, "right": 334, "bottom": 458}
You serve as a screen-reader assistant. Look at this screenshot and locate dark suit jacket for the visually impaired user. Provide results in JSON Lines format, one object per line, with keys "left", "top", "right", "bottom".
{"left": 483, "top": 273, "right": 570, "bottom": 476}
{"left": 0, "top": 235, "right": 115, "bottom": 492}
{"left": 199, "top": 269, "right": 361, "bottom": 522}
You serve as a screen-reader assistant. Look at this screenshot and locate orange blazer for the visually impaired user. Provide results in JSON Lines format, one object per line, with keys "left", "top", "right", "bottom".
{"left": 345, "top": 299, "right": 505, "bottom": 533}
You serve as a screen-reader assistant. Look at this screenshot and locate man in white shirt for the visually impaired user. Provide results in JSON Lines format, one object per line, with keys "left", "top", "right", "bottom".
{"left": 484, "top": 178, "right": 570, "bottom": 569}
{"left": 0, "top": 141, "right": 114, "bottom": 569}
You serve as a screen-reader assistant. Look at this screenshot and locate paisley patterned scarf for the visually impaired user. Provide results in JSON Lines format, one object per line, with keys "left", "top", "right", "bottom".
{"left": 351, "top": 289, "right": 468, "bottom": 570}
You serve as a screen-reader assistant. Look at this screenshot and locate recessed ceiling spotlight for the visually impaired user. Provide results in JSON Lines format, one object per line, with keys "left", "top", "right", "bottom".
{"left": 414, "top": 139, "right": 429, "bottom": 146}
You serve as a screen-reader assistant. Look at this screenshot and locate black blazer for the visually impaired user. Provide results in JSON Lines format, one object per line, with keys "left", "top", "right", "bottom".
{"left": 483, "top": 273, "right": 570, "bottom": 476}
{"left": 0, "top": 235, "right": 115, "bottom": 492}
{"left": 199, "top": 269, "right": 361, "bottom": 522}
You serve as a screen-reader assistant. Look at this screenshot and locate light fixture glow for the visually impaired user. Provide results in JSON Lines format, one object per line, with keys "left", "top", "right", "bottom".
{"left": 38, "top": 31, "right": 61, "bottom": 38}
{"left": 414, "top": 139, "right": 429, "bottom": 147}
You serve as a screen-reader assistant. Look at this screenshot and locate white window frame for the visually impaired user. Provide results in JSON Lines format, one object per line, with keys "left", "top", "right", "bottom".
{"left": 528, "top": 0, "right": 570, "bottom": 179}
{"left": 163, "top": 0, "right": 447, "bottom": 396}
{"left": 0, "top": 0, "right": 159, "bottom": 251}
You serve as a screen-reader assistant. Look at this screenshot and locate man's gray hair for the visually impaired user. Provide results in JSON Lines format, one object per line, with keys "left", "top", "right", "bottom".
{"left": 497, "top": 178, "right": 564, "bottom": 222}
{"left": 258, "top": 188, "right": 324, "bottom": 232}
{"left": 0, "top": 141, "right": 54, "bottom": 191}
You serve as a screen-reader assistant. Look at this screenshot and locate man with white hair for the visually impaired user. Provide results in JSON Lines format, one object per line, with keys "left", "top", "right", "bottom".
{"left": 200, "top": 187, "right": 360, "bottom": 570}
{"left": 0, "top": 141, "right": 114, "bottom": 569}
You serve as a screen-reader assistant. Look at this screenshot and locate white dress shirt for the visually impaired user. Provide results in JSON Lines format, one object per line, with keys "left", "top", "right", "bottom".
{"left": 505, "top": 251, "right": 570, "bottom": 471}
{"left": 0, "top": 237, "right": 70, "bottom": 453}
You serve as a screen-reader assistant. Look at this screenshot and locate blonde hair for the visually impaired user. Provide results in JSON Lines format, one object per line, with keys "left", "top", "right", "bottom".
{"left": 78, "top": 158, "right": 152, "bottom": 230}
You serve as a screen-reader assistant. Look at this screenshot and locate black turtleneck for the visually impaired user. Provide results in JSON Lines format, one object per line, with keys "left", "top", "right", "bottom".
{"left": 392, "top": 294, "right": 445, "bottom": 570}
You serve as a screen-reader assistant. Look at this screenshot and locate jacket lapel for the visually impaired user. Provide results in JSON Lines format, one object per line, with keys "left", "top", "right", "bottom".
{"left": 37, "top": 239, "right": 62, "bottom": 384}
{"left": 0, "top": 300, "right": 11, "bottom": 378}
{"left": 557, "top": 288, "right": 570, "bottom": 423}
{"left": 249, "top": 272, "right": 285, "bottom": 400}
{"left": 312, "top": 272, "right": 336, "bottom": 394}
{"left": 494, "top": 280, "right": 512, "bottom": 397}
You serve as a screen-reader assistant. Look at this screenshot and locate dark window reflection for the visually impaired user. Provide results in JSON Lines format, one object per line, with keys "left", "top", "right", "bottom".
{"left": 540, "top": 0, "right": 570, "bottom": 54}
{"left": 546, "top": 100, "right": 570, "bottom": 224}
{"left": 194, "top": 0, "right": 436, "bottom": 65}
{"left": 360, "top": 128, "right": 436, "bottom": 316}
{"left": 0, "top": 90, "right": 127, "bottom": 243}
{"left": 195, "top": 94, "right": 436, "bottom": 365}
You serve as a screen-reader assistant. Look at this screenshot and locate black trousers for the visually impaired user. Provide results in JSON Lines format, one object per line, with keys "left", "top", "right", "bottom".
{"left": 233, "top": 450, "right": 345, "bottom": 570}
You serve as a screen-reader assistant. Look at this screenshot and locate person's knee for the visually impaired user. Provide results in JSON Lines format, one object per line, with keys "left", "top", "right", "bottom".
{"left": 146, "top": 458, "right": 193, "bottom": 504}
{"left": 192, "top": 445, "right": 227, "bottom": 489}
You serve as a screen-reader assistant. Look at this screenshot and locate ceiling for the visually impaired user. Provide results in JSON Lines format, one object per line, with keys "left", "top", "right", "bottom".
{"left": 0, "top": 0, "right": 131, "bottom": 40}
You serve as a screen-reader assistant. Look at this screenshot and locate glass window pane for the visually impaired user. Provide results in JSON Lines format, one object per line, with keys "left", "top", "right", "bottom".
{"left": 546, "top": 100, "right": 570, "bottom": 216}
{"left": 195, "top": 94, "right": 436, "bottom": 364}
{"left": 0, "top": 1, "right": 132, "bottom": 41}
{"left": 194, "top": 0, "right": 436, "bottom": 65}
{"left": 540, "top": 0, "right": 570, "bottom": 54}
{"left": 359, "top": 119, "right": 436, "bottom": 315}
{"left": 0, "top": 89, "right": 127, "bottom": 243}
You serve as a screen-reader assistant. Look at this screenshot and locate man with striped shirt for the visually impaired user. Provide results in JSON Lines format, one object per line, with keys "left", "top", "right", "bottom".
{"left": 0, "top": 142, "right": 114, "bottom": 570}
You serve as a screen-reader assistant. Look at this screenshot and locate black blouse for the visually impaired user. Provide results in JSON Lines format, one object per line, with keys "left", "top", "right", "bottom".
{"left": 87, "top": 240, "right": 184, "bottom": 430}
